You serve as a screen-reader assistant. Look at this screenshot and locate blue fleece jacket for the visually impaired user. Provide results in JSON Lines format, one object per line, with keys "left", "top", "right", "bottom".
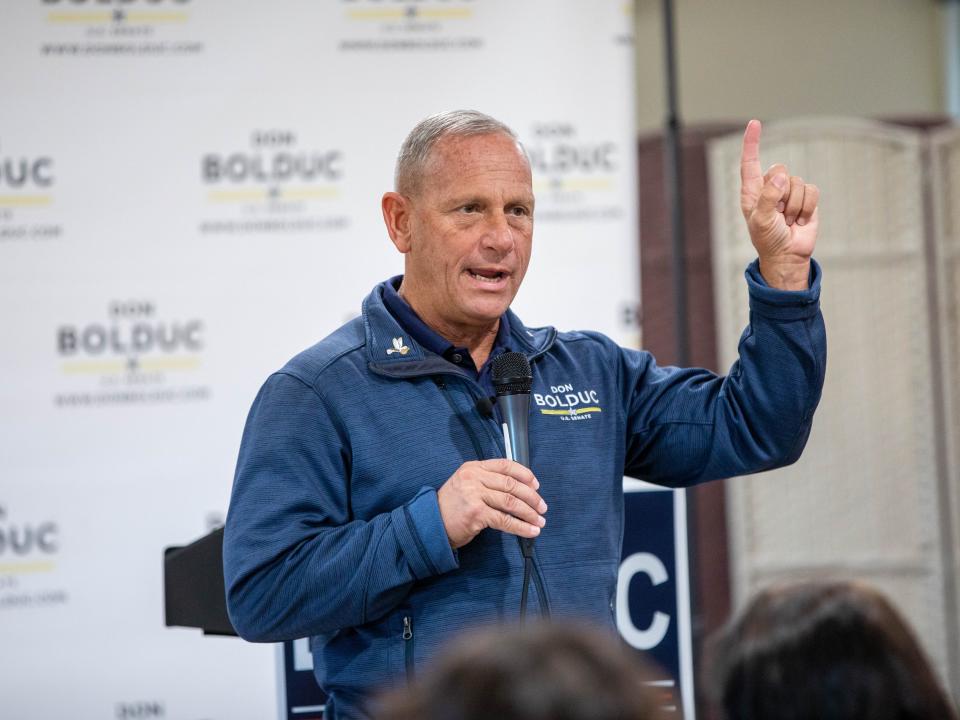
{"left": 223, "top": 260, "right": 825, "bottom": 719}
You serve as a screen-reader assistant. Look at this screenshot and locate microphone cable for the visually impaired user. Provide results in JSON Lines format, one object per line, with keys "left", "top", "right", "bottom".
{"left": 492, "top": 352, "right": 551, "bottom": 623}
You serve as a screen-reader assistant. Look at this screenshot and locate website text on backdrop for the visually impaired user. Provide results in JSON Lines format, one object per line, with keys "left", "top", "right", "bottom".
{"left": 707, "top": 580, "right": 959, "bottom": 720}
{"left": 222, "top": 110, "right": 826, "bottom": 720}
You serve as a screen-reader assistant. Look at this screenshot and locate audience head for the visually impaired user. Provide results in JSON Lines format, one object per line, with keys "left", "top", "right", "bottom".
{"left": 378, "top": 620, "right": 665, "bottom": 720}
{"left": 709, "top": 579, "right": 958, "bottom": 720}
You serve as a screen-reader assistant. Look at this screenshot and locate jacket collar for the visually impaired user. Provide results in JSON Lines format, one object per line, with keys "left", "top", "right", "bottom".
{"left": 361, "top": 281, "right": 556, "bottom": 379}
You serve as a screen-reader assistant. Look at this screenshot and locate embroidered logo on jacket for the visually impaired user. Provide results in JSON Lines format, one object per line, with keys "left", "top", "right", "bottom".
{"left": 386, "top": 337, "right": 410, "bottom": 356}
{"left": 534, "top": 383, "right": 602, "bottom": 421}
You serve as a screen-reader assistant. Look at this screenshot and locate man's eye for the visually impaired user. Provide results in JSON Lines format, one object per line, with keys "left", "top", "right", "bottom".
{"left": 460, "top": 204, "right": 479, "bottom": 213}
{"left": 509, "top": 206, "right": 529, "bottom": 216}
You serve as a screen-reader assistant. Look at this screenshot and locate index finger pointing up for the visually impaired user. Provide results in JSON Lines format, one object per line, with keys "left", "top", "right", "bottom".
{"left": 740, "top": 119, "right": 763, "bottom": 193}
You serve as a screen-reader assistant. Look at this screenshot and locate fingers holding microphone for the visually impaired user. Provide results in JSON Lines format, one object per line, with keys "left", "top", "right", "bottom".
{"left": 437, "top": 458, "right": 547, "bottom": 550}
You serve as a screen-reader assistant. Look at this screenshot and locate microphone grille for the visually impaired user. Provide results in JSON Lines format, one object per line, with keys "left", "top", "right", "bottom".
{"left": 492, "top": 352, "right": 532, "bottom": 395}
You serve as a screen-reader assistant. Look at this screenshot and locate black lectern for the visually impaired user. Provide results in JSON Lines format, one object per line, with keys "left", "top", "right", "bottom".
{"left": 164, "top": 527, "right": 237, "bottom": 636}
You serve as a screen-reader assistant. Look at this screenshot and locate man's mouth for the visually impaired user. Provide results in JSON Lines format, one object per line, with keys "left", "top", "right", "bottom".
{"left": 467, "top": 269, "right": 507, "bottom": 283}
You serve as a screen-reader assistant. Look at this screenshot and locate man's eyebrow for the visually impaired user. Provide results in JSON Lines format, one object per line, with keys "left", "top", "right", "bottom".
{"left": 443, "top": 195, "right": 487, "bottom": 208}
{"left": 444, "top": 193, "right": 534, "bottom": 207}
{"left": 506, "top": 196, "right": 535, "bottom": 210}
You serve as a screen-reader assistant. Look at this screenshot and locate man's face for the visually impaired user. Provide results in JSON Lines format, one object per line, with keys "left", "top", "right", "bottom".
{"left": 395, "top": 132, "right": 534, "bottom": 335}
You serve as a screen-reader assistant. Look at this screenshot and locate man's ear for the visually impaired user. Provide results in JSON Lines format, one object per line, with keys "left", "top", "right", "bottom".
{"left": 382, "top": 192, "right": 413, "bottom": 253}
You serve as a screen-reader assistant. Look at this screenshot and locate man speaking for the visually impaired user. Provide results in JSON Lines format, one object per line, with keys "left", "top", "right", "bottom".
{"left": 223, "top": 110, "right": 825, "bottom": 719}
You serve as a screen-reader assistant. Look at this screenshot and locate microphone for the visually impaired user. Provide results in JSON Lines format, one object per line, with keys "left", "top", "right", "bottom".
{"left": 491, "top": 352, "right": 532, "bottom": 468}
{"left": 491, "top": 352, "right": 542, "bottom": 620}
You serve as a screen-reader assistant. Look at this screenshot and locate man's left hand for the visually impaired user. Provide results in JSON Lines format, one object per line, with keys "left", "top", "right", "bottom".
{"left": 739, "top": 119, "right": 820, "bottom": 290}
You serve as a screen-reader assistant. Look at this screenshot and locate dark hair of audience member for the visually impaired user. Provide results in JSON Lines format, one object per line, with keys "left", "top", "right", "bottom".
{"left": 376, "top": 621, "right": 666, "bottom": 720}
{"left": 708, "top": 580, "right": 958, "bottom": 720}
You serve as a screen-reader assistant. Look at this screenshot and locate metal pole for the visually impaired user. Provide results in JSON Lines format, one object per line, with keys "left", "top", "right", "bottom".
{"left": 944, "top": 0, "right": 960, "bottom": 118}
{"left": 662, "top": 0, "right": 689, "bottom": 366}
{"left": 661, "top": 6, "right": 700, "bottom": 720}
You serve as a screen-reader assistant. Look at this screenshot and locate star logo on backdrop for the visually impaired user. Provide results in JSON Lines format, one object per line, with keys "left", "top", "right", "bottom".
{"left": 127, "top": 357, "right": 140, "bottom": 373}
{"left": 113, "top": 9, "right": 126, "bottom": 23}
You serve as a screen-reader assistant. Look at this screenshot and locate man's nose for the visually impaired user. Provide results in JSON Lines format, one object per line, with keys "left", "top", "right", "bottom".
{"left": 482, "top": 212, "right": 514, "bottom": 253}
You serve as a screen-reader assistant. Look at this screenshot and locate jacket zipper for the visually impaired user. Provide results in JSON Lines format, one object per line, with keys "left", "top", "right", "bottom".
{"left": 403, "top": 615, "right": 414, "bottom": 682}
{"left": 435, "top": 375, "right": 552, "bottom": 618}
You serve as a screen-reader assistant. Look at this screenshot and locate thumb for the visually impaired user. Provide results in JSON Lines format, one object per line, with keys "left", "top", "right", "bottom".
{"left": 753, "top": 173, "right": 787, "bottom": 221}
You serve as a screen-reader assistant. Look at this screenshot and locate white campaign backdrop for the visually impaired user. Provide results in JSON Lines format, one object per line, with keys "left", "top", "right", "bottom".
{"left": 0, "top": 2, "right": 639, "bottom": 719}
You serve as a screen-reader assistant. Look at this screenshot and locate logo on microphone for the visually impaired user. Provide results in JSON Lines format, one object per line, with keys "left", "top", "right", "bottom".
{"left": 533, "top": 382, "right": 603, "bottom": 421}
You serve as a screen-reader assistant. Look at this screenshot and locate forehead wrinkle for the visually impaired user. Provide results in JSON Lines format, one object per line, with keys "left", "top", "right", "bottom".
{"left": 422, "top": 135, "right": 531, "bottom": 190}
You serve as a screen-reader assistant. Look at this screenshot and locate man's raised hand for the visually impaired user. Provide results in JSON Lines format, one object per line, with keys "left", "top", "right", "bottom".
{"left": 437, "top": 459, "right": 547, "bottom": 549}
{"left": 739, "top": 119, "right": 820, "bottom": 290}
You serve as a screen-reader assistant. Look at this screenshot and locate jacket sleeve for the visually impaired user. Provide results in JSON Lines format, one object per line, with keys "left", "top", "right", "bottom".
{"left": 620, "top": 259, "right": 826, "bottom": 486}
{"left": 222, "top": 371, "right": 458, "bottom": 642}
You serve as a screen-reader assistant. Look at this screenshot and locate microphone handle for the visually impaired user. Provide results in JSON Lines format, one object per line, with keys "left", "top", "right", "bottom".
{"left": 497, "top": 393, "right": 540, "bottom": 581}
{"left": 498, "top": 393, "right": 530, "bottom": 467}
